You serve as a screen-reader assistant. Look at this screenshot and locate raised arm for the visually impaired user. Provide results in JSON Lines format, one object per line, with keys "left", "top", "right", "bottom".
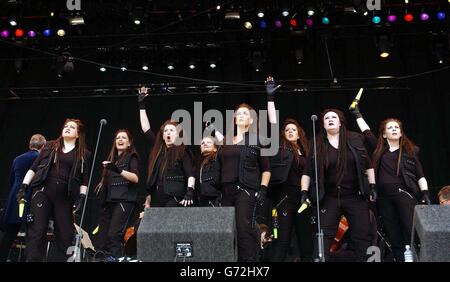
{"left": 265, "top": 76, "right": 280, "bottom": 125}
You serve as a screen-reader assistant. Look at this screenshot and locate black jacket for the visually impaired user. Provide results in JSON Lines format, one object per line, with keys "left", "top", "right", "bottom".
{"left": 148, "top": 148, "right": 193, "bottom": 198}
{"left": 364, "top": 130, "right": 422, "bottom": 198}
{"left": 198, "top": 157, "right": 221, "bottom": 197}
{"left": 238, "top": 132, "right": 270, "bottom": 191}
{"left": 29, "top": 141, "right": 91, "bottom": 200}
{"left": 309, "top": 132, "right": 371, "bottom": 203}
{"left": 106, "top": 152, "right": 139, "bottom": 202}
{"left": 269, "top": 147, "right": 295, "bottom": 185}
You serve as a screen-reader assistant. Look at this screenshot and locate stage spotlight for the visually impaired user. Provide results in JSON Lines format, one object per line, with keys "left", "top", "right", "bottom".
{"left": 377, "top": 35, "right": 391, "bottom": 58}
{"left": 120, "top": 60, "right": 127, "bottom": 71}
{"left": 295, "top": 48, "right": 304, "bottom": 64}
{"left": 1, "top": 30, "right": 10, "bottom": 38}
{"left": 27, "top": 30, "right": 36, "bottom": 38}
{"left": 57, "top": 29, "right": 66, "bottom": 37}
{"left": 257, "top": 10, "right": 265, "bottom": 18}
{"left": 216, "top": 5, "right": 221, "bottom": 10}
{"left": 69, "top": 15, "right": 85, "bottom": 25}
{"left": 404, "top": 13, "right": 414, "bottom": 22}
{"left": 372, "top": 16, "right": 381, "bottom": 24}
{"left": 282, "top": 10, "right": 289, "bottom": 17}
{"left": 420, "top": 12, "right": 429, "bottom": 21}
{"left": 142, "top": 64, "right": 149, "bottom": 70}
{"left": 14, "top": 28, "right": 24, "bottom": 38}
{"left": 209, "top": 61, "right": 217, "bottom": 69}
{"left": 99, "top": 66, "right": 107, "bottom": 72}
{"left": 134, "top": 19, "right": 141, "bottom": 25}
{"left": 244, "top": 21, "right": 253, "bottom": 29}
{"left": 188, "top": 61, "right": 196, "bottom": 69}
{"left": 275, "top": 20, "right": 282, "bottom": 28}
{"left": 437, "top": 12, "right": 446, "bottom": 21}
{"left": 259, "top": 20, "right": 267, "bottom": 29}
{"left": 290, "top": 19, "right": 298, "bottom": 27}
{"left": 167, "top": 62, "right": 174, "bottom": 70}
{"left": 9, "top": 19, "right": 17, "bottom": 26}
{"left": 56, "top": 52, "right": 74, "bottom": 77}
{"left": 322, "top": 17, "right": 330, "bottom": 25}
{"left": 43, "top": 28, "right": 52, "bottom": 37}
{"left": 387, "top": 14, "right": 397, "bottom": 23}
{"left": 306, "top": 19, "right": 313, "bottom": 27}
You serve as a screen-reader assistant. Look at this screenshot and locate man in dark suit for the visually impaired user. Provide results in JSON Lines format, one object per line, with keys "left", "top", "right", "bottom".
{"left": 0, "top": 134, "right": 46, "bottom": 261}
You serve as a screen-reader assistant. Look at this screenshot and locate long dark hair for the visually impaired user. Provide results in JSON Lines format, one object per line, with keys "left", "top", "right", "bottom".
{"left": 317, "top": 109, "right": 348, "bottom": 184}
{"left": 201, "top": 136, "right": 218, "bottom": 167}
{"left": 280, "top": 119, "right": 309, "bottom": 163}
{"left": 146, "top": 120, "right": 186, "bottom": 183}
{"left": 372, "top": 118, "right": 416, "bottom": 175}
{"left": 52, "top": 118, "right": 87, "bottom": 169}
{"left": 98, "top": 129, "right": 138, "bottom": 189}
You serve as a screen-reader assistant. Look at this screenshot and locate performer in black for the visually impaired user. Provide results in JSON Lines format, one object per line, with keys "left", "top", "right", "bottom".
{"left": 17, "top": 119, "right": 90, "bottom": 261}
{"left": 300, "top": 109, "right": 376, "bottom": 262}
{"left": 217, "top": 102, "right": 271, "bottom": 262}
{"left": 94, "top": 129, "right": 139, "bottom": 260}
{"left": 196, "top": 136, "right": 221, "bottom": 207}
{"left": 351, "top": 106, "right": 431, "bottom": 261}
{"left": 138, "top": 86, "right": 195, "bottom": 207}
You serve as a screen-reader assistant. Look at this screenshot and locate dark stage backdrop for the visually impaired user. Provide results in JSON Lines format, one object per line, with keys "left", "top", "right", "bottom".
{"left": 1, "top": 28, "right": 450, "bottom": 231}
{"left": 1, "top": 71, "right": 450, "bottom": 229}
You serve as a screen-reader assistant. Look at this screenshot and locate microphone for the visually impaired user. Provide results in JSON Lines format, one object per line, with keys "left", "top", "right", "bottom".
{"left": 100, "top": 119, "right": 107, "bottom": 126}
{"left": 349, "top": 88, "right": 364, "bottom": 110}
{"left": 311, "top": 115, "right": 318, "bottom": 121}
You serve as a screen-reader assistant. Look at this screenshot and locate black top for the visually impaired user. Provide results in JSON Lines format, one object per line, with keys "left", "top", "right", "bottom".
{"left": 218, "top": 144, "right": 271, "bottom": 184}
{"left": 156, "top": 149, "right": 195, "bottom": 186}
{"left": 287, "top": 153, "right": 306, "bottom": 186}
{"left": 305, "top": 141, "right": 371, "bottom": 196}
{"left": 31, "top": 148, "right": 88, "bottom": 186}
{"left": 106, "top": 154, "right": 139, "bottom": 201}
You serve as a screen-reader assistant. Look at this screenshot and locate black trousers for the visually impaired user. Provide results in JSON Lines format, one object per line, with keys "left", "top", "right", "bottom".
{"left": 271, "top": 185, "right": 314, "bottom": 262}
{"left": 96, "top": 201, "right": 135, "bottom": 258}
{"left": 221, "top": 183, "right": 259, "bottom": 262}
{"left": 377, "top": 190, "right": 417, "bottom": 262}
{"left": 198, "top": 195, "right": 220, "bottom": 207}
{"left": 0, "top": 223, "right": 21, "bottom": 261}
{"left": 150, "top": 186, "right": 181, "bottom": 207}
{"left": 320, "top": 194, "right": 373, "bottom": 262}
{"left": 26, "top": 182, "right": 75, "bottom": 262}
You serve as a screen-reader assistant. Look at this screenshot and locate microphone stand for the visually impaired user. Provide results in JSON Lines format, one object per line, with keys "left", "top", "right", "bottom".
{"left": 72, "top": 119, "right": 106, "bottom": 262}
{"left": 311, "top": 115, "right": 325, "bottom": 262}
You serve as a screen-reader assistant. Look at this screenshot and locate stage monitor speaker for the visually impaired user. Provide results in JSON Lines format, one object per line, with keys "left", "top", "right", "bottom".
{"left": 411, "top": 205, "right": 450, "bottom": 262}
{"left": 137, "top": 207, "right": 237, "bottom": 262}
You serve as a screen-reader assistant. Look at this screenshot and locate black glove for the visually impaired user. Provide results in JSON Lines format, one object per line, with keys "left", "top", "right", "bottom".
{"left": 138, "top": 86, "right": 148, "bottom": 109}
{"left": 182, "top": 187, "right": 195, "bottom": 205}
{"left": 16, "top": 183, "right": 29, "bottom": 204}
{"left": 300, "top": 190, "right": 310, "bottom": 205}
{"left": 349, "top": 104, "right": 363, "bottom": 119}
{"left": 73, "top": 193, "right": 86, "bottom": 216}
{"left": 420, "top": 190, "right": 431, "bottom": 205}
{"left": 104, "top": 162, "right": 122, "bottom": 174}
{"left": 369, "top": 184, "right": 378, "bottom": 202}
{"left": 265, "top": 77, "right": 281, "bottom": 102}
{"left": 256, "top": 185, "right": 268, "bottom": 206}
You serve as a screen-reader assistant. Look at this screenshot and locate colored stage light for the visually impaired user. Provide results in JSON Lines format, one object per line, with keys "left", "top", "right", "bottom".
{"left": 289, "top": 19, "right": 298, "bottom": 27}
{"left": 1, "top": 30, "right": 9, "bottom": 38}
{"left": 43, "top": 29, "right": 52, "bottom": 37}
{"left": 15, "top": 28, "right": 24, "bottom": 37}
{"left": 322, "top": 17, "right": 329, "bottom": 25}
{"left": 404, "top": 13, "right": 414, "bottom": 22}
{"left": 387, "top": 14, "right": 397, "bottom": 23}
{"left": 372, "top": 16, "right": 381, "bottom": 24}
